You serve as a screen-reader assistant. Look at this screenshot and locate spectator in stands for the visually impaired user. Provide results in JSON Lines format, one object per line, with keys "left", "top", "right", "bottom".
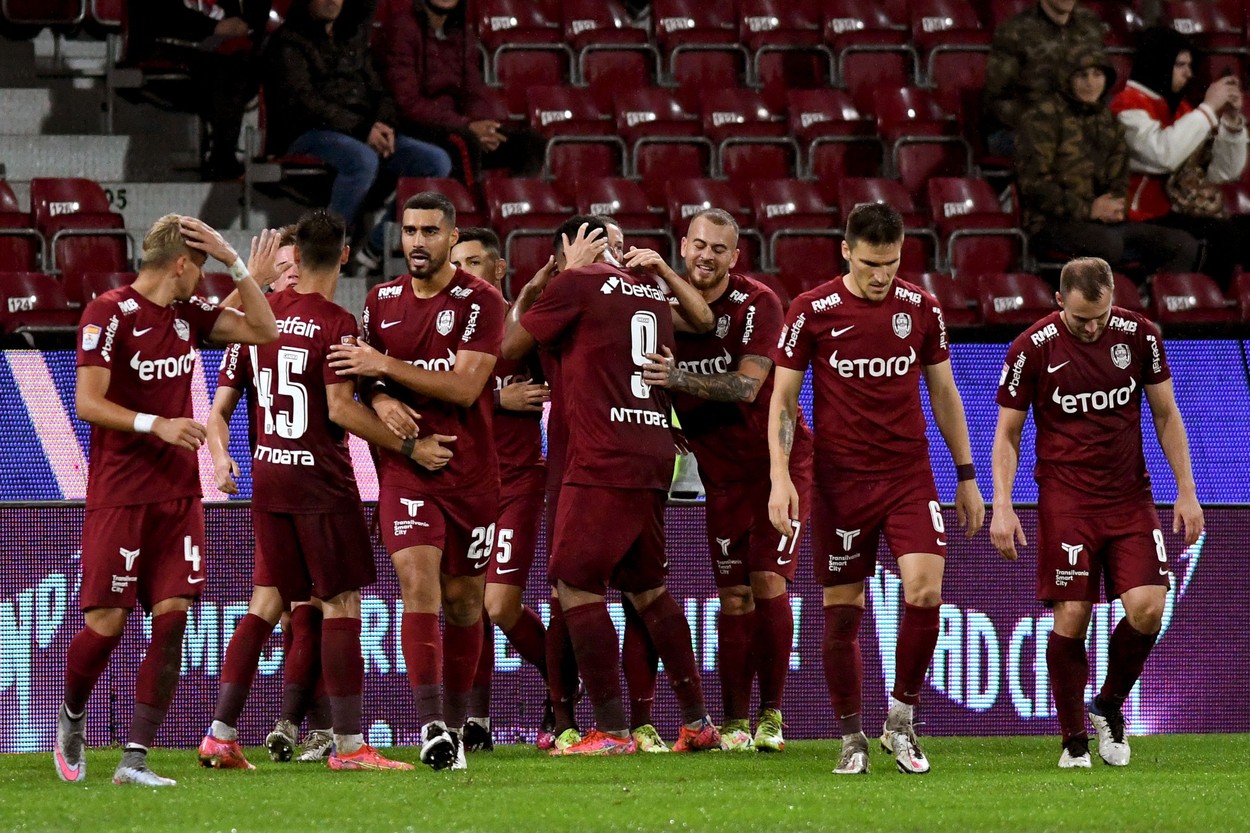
{"left": 379, "top": 0, "right": 545, "bottom": 183}
{"left": 984, "top": 0, "right": 1105, "bottom": 158}
{"left": 1017, "top": 44, "right": 1200, "bottom": 280}
{"left": 265, "top": 0, "right": 453, "bottom": 271}
{"left": 125, "top": 0, "right": 272, "bottom": 181}
{"left": 1111, "top": 27, "right": 1250, "bottom": 290}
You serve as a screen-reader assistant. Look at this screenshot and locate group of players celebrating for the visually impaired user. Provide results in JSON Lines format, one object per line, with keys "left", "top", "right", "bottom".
{"left": 51, "top": 191, "right": 1204, "bottom": 786}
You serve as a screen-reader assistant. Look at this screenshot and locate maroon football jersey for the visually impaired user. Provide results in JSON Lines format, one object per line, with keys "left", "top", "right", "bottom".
{"left": 772, "top": 275, "right": 949, "bottom": 477}
{"left": 244, "top": 289, "right": 362, "bottom": 513}
{"left": 538, "top": 349, "right": 567, "bottom": 490}
{"left": 996, "top": 308, "right": 1170, "bottom": 508}
{"left": 362, "top": 270, "right": 506, "bottom": 495}
{"left": 217, "top": 341, "right": 258, "bottom": 448}
{"left": 76, "top": 286, "right": 222, "bottom": 509}
{"left": 672, "top": 273, "right": 812, "bottom": 486}
{"left": 492, "top": 321, "right": 545, "bottom": 497}
{"left": 522, "top": 262, "right": 677, "bottom": 491}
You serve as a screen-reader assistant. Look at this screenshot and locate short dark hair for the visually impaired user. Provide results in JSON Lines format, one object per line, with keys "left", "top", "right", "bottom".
{"left": 552, "top": 214, "right": 608, "bottom": 256}
{"left": 294, "top": 209, "right": 346, "bottom": 271}
{"left": 1059, "top": 257, "right": 1114, "bottom": 303}
{"left": 402, "top": 191, "right": 457, "bottom": 228}
{"left": 845, "top": 202, "right": 905, "bottom": 249}
{"left": 455, "top": 226, "right": 501, "bottom": 259}
{"left": 277, "top": 224, "right": 298, "bottom": 248}
{"left": 593, "top": 213, "right": 621, "bottom": 230}
{"left": 687, "top": 207, "right": 739, "bottom": 243}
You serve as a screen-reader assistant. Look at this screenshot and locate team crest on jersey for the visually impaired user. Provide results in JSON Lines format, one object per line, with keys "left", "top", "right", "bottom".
{"left": 82, "top": 324, "right": 101, "bottom": 351}
{"left": 715, "top": 315, "right": 731, "bottom": 339}
{"left": 436, "top": 309, "right": 455, "bottom": 336}
{"left": 892, "top": 312, "right": 912, "bottom": 339}
{"left": 1111, "top": 343, "right": 1131, "bottom": 369}
{"left": 174, "top": 319, "right": 190, "bottom": 341}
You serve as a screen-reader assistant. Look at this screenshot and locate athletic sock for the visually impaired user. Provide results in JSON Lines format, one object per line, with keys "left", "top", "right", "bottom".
{"left": 468, "top": 616, "right": 494, "bottom": 720}
{"left": 129, "top": 610, "right": 187, "bottom": 748}
{"left": 64, "top": 626, "right": 122, "bottom": 715}
{"left": 622, "top": 598, "right": 658, "bottom": 729}
{"left": 443, "top": 618, "right": 482, "bottom": 731}
{"left": 502, "top": 606, "right": 548, "bottom": 677}
{"left": 322, "top": 617, "right": 364, "bottom": 737}
{"left": 753, "top": 592, "right": 793, "bottom": 712}
{"left": 1098, "top": 618, "right": 1159, "bottom": 711}
{"left": 823, "top": 604, "right": 864, "bottom": 736}
{"left": 306, "top": 677, "right": 331, "bottom": 731}
{"left": 638, "top": 591, "right": 707, "bottom": 725}
{"left": 401, "top": 611, "right": 443, "bottom": 726}
{"left": 564, "top": 602, "right": 627, "bottom": 732}
{"left": 280, "top": 605, "right": 322, "bottom": 724}
{"left": 1047, "top": 631, "right": 1090, "bottom": 742}
{"left": 716, "top": 607, "right": 754, "bottom": 723}
{"left": 213, "top": 612, "right": 274, "bottom": 729}
{"left": 891, "top": 602, "right": 941, "bottom": 706}
{"left": 545, "top": 603, "right": 579, "bottom": 733}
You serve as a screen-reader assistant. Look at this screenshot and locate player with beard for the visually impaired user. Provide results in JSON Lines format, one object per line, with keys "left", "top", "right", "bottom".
{"left": 641, "top": 208, "right": 813, "bottom": 753}
{"left": 990, "top": 257, "right": 1203, "bottom": 769}
{"left": 55, "top": 215, "right": 278, "bottom": 787}
{"left": 328, "top": 192, "right": 506, "bottom": 771}
{"left": 448, "top": 227, "right": 551, "bottom": 751}
{"left": 768, "top": 202, "right": 984, "bottom": 776}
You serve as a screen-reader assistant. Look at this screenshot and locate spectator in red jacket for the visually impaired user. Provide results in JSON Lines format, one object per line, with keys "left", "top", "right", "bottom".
{"left": 379, "top": 0, "right": 545, "bottom": 182}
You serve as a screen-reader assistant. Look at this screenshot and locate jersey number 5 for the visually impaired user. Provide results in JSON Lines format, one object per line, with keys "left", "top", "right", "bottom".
{"left": 251, "top": 345, "right": 310, "bottom": 439}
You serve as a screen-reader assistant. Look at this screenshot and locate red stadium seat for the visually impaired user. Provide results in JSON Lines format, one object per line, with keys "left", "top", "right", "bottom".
{"left": 0, "top": 272, "right": 78, "bottom": 344}
{"left": 653, "top": 0, "right": 739, "bottom": 49}
{"left": 479, "top": 0, "right": 573, "bottom": 116}
{"left": 774, "top": 236, "right": 843, "bottom": 296}
{"left": 29, "top": 178, "right": 131, "bottom": 281}
{"left": 822, "top": 0, "right": 918, "bottom": 97}
{"left": 837, "top": 177, "right": 938, "bottom": 272}
{"left": 749, "top": 179, "right": 838, "bottom": 269}
{"left": 195, "top": 273, "right": 236, "bottom": 306}
{"left": 1151, "top": 272, "right": 1239, "bottom": 324}
{"left": 1, "top": 0, "right": 84, "bottom": 27}
{"left": 394, "top": 178, "right": 485, "bottom": 227}
{"left": 575, "top": 178, "right": 675, "bottom": 261}
{"left": 664, "top": 178, "right": 764, "bottom": 269}
{"left": 1112, "top": 272, "right": 1147, "bottom": 313}
{"left": 978, "top": 272, "right": 1056, "bottom": 326}
{"left": 527, "top": 86, "right": 626, "bottom": 183}
{"left": 738, "top": 271, "right": 793, "bottom": 309}
{"left": 77, "top": 271, "right": 137, "bottom": 304}
{"left": 908, "top": 0, "right": 991, "bottom": 59}
{"left": 926, "top": 178, "right": 1026, "bottom": 277}
{"left": 614, "top": 87, "right": 714, "bottom": 202}
{"left": 869, "top": 87, "right": 973, "bottom": 201}
{"left": 1165, "top": 1, "right": 1245, "bottom": 50}
{"left": 1234, "top": 271, "right": 1250, "bottom": 321}
{"left": 562, "top": 0, "right": 660, "bottom": 111}
{"left": 786, "top": 89, "right": 883, "bottom": 179}
{"left": 483, "top": 179, "right": 570, "bottom": 296}
{"left": 912, "top": 271, "right": 980, "bottom": 328}
{"left": 0, "top": 181, "right": 42, "bottom": 273}
{"left": 654, "top": 0, "right": 750, "bottom": 110}
{"left": 700, "top": 88, "right": 799, "bottom": 183}
{"left": 739, "top": 0, "right": 834, "bottom": 108}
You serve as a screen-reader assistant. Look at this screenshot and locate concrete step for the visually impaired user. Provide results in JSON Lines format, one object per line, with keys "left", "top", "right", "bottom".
{"left": 0, "top": 133, "right": 203, "bottom": 181}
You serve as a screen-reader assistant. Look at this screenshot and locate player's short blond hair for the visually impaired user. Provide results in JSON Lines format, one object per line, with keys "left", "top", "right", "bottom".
{"left": 277, "top": 224, "right": 298, "bottom": 248}
{"left": 140, "top": 214, "right": 192, "bottom": 269}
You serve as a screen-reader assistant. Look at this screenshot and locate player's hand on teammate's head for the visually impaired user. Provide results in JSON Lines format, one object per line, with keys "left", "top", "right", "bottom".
{"left": 152, "top": 416, "right": 207, "bottom": 451}
{"left": 562, "top": 223, "right": 607, "bottom": 270}
{"left": 989, "top": 505, "right": 1026, "bottom": 560}
{"left": 179, "top": 216, "right": 239, "bottom": 266}
{"left": 329, "top": 339, "right": 390, "bottom": 378}
{"left": 768, "top": 477, "right": 800, "bottom": 538}
{"left": 529, "top": 256, "right": 558, "bottom": 292}
{"left": 373, "top": 394, "right": 421, "bottom": 439}
{"left": 213, "top": 456, "right": 241, "bottom": 494}
{"left": 622, "top": 246, "right": 665, "bottom": 273}
{"left": 641, "top": 346, "right": 676, "bottom": 388}
{"left": 1173, "top": 493, "right": 1204, "bottom": 546}
{"left": 499, "top": 378, "right": 550, "bottom": 412}
{"left": 955, "top": 479, "right": 986, "bottom": 538}
{"left": 247, "top": 228, "right": 282, "bottom": 288}
{"left": 412, "top": 434, "right": 457, "bottom": 470}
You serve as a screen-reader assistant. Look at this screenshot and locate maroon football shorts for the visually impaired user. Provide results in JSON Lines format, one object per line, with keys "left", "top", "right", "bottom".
{"left": 378, "top": 485, "right": 499, "bottom": 577}
{"left": 549, "top": 484, "right": 667, "bottom": 595}
{"left": 705, "top": 454, "right": 812, "bottom": 589}
{"left": 79, "top": 497, "right": 205, "bottom": 612}
{"left": 1036, "top": 492, "right": 1169, "bottom": 603}
{"left": 487, "top": 488, "right": 545, "bottom": 587}
{"left": 811, "top": 469, "right": 946, "bottom": 587}
{"left": 252, "top": 506, "right": 376, "bottom": 602}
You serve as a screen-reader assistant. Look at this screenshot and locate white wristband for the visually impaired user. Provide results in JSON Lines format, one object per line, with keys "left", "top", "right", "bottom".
{"left": 227, "top": 258, "right": 250, "bottom": 284}
{"left": 133, "top": 413, "right": 157, "bottom": 434}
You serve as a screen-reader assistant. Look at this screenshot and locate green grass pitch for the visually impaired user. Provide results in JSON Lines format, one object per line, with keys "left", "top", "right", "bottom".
{"left": 2, "top": 736, "right": 1247, "bottom": 833}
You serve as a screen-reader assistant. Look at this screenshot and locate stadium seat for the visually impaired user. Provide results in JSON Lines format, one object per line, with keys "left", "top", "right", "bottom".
{"left": 196, "top": 273, "right": 237, "bottom": 306}
{"left": 0, "top": 272, "right": 79, "bottom": 345}
{"left": 562, "top": 0, "right": 660, "bottom": 111}
{"left": 1164, "top": 1, "right": 1245, "bottom": 51}
{"left": 700, "top": 88, "right": 799, "bottom": 183}
{"left": 822, "top": 0, "right": 918, "bottom": 97}
{"left": 1151, "top": 272, "right": 1239, "bottom": 325}
{"left": 479, "top": 0, "right": 573, "bottom": 115}
{"left": 614, "top": 87, "right": 714, "bottom": 203}
{"left": 575, "top": 178, "right": 675, "bottom": 261}
{"left": 749, "top": 179, "right": 838, "bottom": 269}
{"left": 1, "top": 0, "right": 84, "bottom": 28}
{"left": 909, "top": 0, "right": 992, "bottom": 63}
{"left": 978, "top": 272, "right": 1056, "bottom": 326}
{"left": 1088, "top": 1, "right": 1147, "bottom": 49}
{"left": 527, "top": 86, "right": 626, "bottom": 183}
{"left": 739, "top": 0, "right": 833, "bottom": 108}
{"left": 1234, "top": 271, "right": 1250, "bottom": 322}
{"left": 774, "top": 236, "right": 843, "bottom": 297}
{"left": 77, "top": 271, "right": 137, "bottom": 304}
{"left": 739, "top": 270, "right": 793, "bottom": 309}
{"left": 29, "top": 178, "right": 131, "bottom": 280}
{"left": 664, "top": 179, "right": 764, "bottom": 269}
{"left": 484, "top": 179, "right": 570, "bottom": 297}
{"left": 786, "top": 89, "right": 883, "bottom": 179}
{"left": 868, "top": 86, "right": 973, "bottom": 201}
{"left": 926, "top": 177, "right": 1026, "bottom": 277}
{"left": 0, "top": 181, "right": 42, "bottom": 273}
{"left": 653, "top": 0, "right": 750, "bottom": 110}
{"left": 916, "top": 0, "right": 992, "bottom": 119}
{"left": 912, "top": 271, "right": 981, "bottom": 329}
{"left": 1112, "top": 272, "right": 1147, "bottom": 313}
{"left": 395, "top": 178, "right": 486, "bottom": 228}
{"left": 837, "top": 178, "right": 938, "bottom": 273}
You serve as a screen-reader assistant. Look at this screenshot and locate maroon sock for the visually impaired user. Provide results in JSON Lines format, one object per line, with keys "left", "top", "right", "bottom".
{"left": 1098, "top": 618, "right": 1159, "bottom": 711}
{"left": 443, "top": 618, "right": 482, "bottom": 730}
{"left": 753, "top": 593, "right": 793, "bottom": 712}
{"left": 402, "top": 611, "right": 443, "bottom": 726}
{"left": 1047, "top": 631, "right": 1089, "bottom": 742}
{"left": 64, "top": 626, "right": 122, "bottom": 715}
{"left": 622, "top": 599, "right": 658, "bottom": 729}
{"left": 638, "top": 591, "right": 707, "bottom": 725}
{"left": 502, "top": 606, "right": 548, "bottom": 678}
{"left": 213, "top": 613, "right": 274, "bottom": 727}
{"left": 891, "top": 602, "right": 941, "bottom": 706}
{"left": 717, "top": 608, "right": 755, "bottom": 722}
{"left": 280, "top": 605, "right": 322, "bottom": 723}
{"left": 129, "top": 610, "right": 187, "bottom": 748}
{"left": 823, "top": 604, "right": 864, "bottom": 735}
{"left": 564, "top": 602, "right": 627, "bottom": 732}
{"left": 545, "top": 603, "right": 579, "bottom": 733}
{"left": 321, "top": 617, "right": 364, "bottom": 737}
{"left": 468, "top": 617, "right": 494, "bottom": 719}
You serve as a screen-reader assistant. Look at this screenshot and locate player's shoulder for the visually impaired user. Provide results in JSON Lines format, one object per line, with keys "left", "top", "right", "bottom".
{"left": 726, "top": 272, "right": 781, "bottom": 306}
{"left": 450, "top": 270, "right": 506, "bottom": 308}
{"left": 1009, "top": 310, "right": 1064, "bottom": 352}
{"left": 368, "top": 276, "right": 408, "bottom": 304}
{"left": 888, "top": 277, "right": 932, "bottom": 309}
{"left": 174, "top": 294, "right": 219, "bottom": 316}
{"left": 791, "top": 276, "right": 846, "bottom": 314}
{"left": 85, "top": 285, "right": 134, "bottom": 316}
{"left": 1107, "top": 306, "right": 1157, "bottom": 338}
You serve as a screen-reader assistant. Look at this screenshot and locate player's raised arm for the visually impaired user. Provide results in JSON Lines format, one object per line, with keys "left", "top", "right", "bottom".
{"left": 622, "top": 246, "right": 715, "bottom": 334}
{"left": 501, "top": 256, "right": 556, "bottom": 360}
{"left": 989, "top": 405, "right": 1029, "bottom": 560}
{"left": 922, "top": 359, "right": 985, "bottom": 537}
{"left": 181, "top": 219, "right": 279, "bottom": 345}
{"left": 1144, "top": 378, "right": 1204, "bottom": 545}
{"left": 767, "top": 365, "right": 804, "bottom": 536}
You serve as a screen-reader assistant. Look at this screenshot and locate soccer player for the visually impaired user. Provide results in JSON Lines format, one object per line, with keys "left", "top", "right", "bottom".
{"left": 56, "top": 215, "right": 278, "bottom": 787}
{"left": 449, "top": 227, "right": 550, "bottom": 751}
{"left": 328, "top": 192, "right": 506, "bottom": 771}
{"left": 501, "top": 214, "right": 722, "bottom": 756}
{"left": 199, "top": 210, "right": 426, "bottom": 772}
{"left": 642, "top": 208, "right": 813, "bottom": 753}
{"left": 768, "top": 202, "right": 985, "bottom": 776}
{"left": 990, "top": 256, "right": 1204, "bottom": 769}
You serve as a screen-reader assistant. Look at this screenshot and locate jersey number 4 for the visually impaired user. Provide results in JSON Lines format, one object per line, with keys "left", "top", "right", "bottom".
{"left": 251, "top": 346, "right": 311, "bottom": 439}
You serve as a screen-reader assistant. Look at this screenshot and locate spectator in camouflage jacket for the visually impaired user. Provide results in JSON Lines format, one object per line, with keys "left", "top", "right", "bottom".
{"left": 1017, "top": 44, "right": 1200, "bottom": 281}
{"left": 983, "top": 1, "right": 1105, "bottom": 158}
